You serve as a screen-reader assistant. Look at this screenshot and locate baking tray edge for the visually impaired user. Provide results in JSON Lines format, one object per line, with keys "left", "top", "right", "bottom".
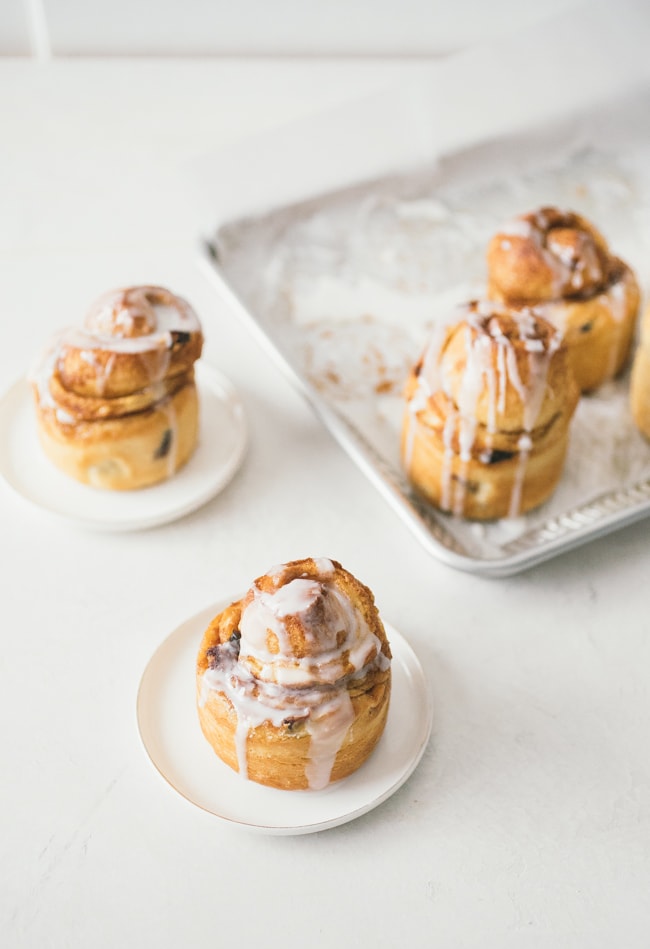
{"left": 198, "top": 244, "right": 650, "bottom": 578}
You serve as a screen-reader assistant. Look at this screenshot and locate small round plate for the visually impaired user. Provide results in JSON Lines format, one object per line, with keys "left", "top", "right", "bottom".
{"left": 136, "top": 599, "right": 432, "bottom": 835}
{"left": 0, "top": 364, "right": 246, "bottom": 531}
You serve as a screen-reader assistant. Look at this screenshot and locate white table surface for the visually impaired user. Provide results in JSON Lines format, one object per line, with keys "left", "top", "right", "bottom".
{"left": 2, "top": 53, "right": 650, "bottom": 948}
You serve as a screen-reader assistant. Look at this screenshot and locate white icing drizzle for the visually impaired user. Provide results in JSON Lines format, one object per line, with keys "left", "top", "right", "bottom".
{"left": 404, "top": 304, "right": 561, "bottom": 517}
{"left": 311, "top": 557, "right": 336, "bottom": 576}
{"left": 239, "top": 576, "right": 380, "bottom": 687}
{"left": 84, "top": 286, "right": 200, "bottom": 349}
{"left": 29, "top": 287, "right": 199, "bottom": 431}
{"left": 500, "top": 218, "right": 535, "bottom": 239}
{"left": 496, "top": 337, "right": 507, "bottom": 417}
{"left": 453, "top": 325, "right": 488, "bottom": 442}
{"left": 304, "top": 693, "right": 355, "bottom": 791}
{"left": 200, "top": 569, "right": 389, "bottom": 790}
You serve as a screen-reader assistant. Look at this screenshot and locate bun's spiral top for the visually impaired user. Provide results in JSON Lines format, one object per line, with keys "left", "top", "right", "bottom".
{"left": 199, "top": 558, "right": 391, "bottom": 691}
{"left": 487, "top": 207, "right": 612, "bottom": 304}
{"left": 32, "top": 286, "right": 203, "bottom": 413}
{"left": 409, "top": 301, "right": 572, "bottom": 439}
{"left": 236, "top": 558, "right": 390, "bottom": 688}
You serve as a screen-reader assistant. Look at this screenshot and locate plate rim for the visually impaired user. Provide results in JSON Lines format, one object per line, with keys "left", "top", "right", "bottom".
{"left": 0, "top": 362, "right": 247, "bottom": 532}
{"left": 136, "top": 597, "right": 433, "bottom": 835}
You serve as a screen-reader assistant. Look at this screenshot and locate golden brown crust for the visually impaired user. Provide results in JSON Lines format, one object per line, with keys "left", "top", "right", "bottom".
{"left": 486, "top": 207, "right": 640, "bottom": 391}
{"left": 56, "top": 286, "right": 203, "bottom": 398}
{"left": 630, "top": 302, "right": 650, "bottom": 440}
{"left": 487, "top": 207, "right": 610, "bottom": 303}
{"left": 31, "top": 285, "right": 203, "bottom": 490}
{"left": 402, "top": 388, "right": 572, "bottom": 519}
{"left": 401, "top": 302, "right": 579, "bottom": 520}
{"left": 33, "top": 376, "right": 199, "bottom": 490}
{"left": 196, "top": 558, "right": 392, "bottom": 791}
{"left": 47, "top": 366, "right": 192, "bottom": 422}
{"left": 197, "top": 679, "right": 390, "bottom": 792}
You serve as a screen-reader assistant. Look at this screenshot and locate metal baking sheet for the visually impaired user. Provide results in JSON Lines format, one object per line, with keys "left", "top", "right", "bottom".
{"left": 199, "top": 89, "right": 650, "bottom": 576}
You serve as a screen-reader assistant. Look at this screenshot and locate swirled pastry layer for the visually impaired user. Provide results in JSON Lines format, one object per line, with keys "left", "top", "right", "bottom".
{"left": 31, "top": 285, "right": 203, "bottom": 490}
{"left": 486, "top": 207, "right": 640, "bottom": 392}
{"left": 196, "top": 558, "right": 392, "bottom": 791}
{"left": 56, "top": 286, "right": 203, "bottom": 398}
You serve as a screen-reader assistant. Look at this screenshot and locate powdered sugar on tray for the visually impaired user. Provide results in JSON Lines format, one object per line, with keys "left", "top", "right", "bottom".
{"left": 214, "top": 93, "right": 650, "bottom": 562}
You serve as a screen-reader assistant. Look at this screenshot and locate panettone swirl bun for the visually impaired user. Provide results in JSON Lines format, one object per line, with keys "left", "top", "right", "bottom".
{"left": 486, "top": 207, "right": 640, "bottom": 392}
{"left": 30, "top": 285, "right": 203, "bottom": 490}
{"left": 196, "top": 558, "right": 392, "bottom": 791}
{"left": 401, "top": 301, "right": 579, "bottom": 520}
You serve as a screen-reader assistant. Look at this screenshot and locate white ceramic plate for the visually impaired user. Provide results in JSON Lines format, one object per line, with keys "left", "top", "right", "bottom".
{"left": 136, "top": 599, "right": 432, "bottom": 835}
{"left": 0, "top": 363, "right": 246, "bottom": 531}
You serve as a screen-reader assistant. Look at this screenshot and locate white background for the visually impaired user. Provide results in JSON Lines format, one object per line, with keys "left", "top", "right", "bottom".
{"left": 3, "top": 0, "right": 581, "bottom": 57}
{"left": 2, "top": 2, "right": 650, "bottom": 948}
